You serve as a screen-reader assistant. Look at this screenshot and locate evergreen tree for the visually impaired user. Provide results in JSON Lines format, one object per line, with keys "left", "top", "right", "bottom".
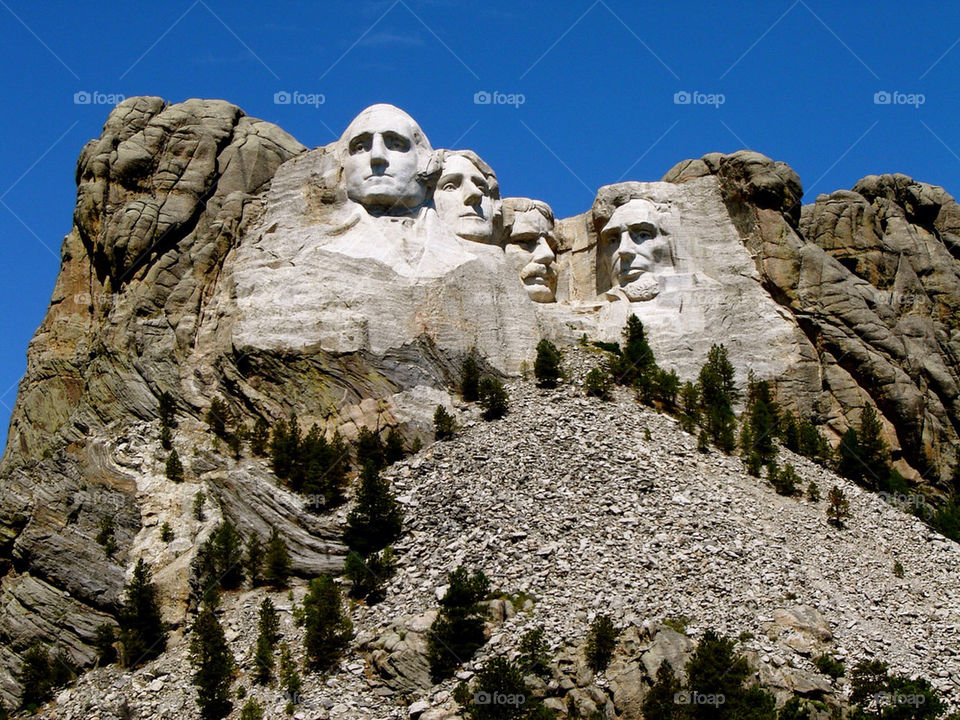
{"left": 478, "top": 377, "right": 509, "bottom": 420}
{"left": 584, "top": 367, "right": 611, "bottom": 399}
{"left": 642, "top": 661, "right": 685, "bottom": 720}
{"left": 94, "top": 623, "right": 118, "bottom": 665}
{"left": 434, "top": 405, "right": 456, "bottom": 440}
{"left": 384, "top": 428, "right": 406, "bottom": 465}
{"left": 193, "top": 490, "right": 206, "bottom": 521}
{"left": 343, "top": 547, "right": 396, "bottom": 603}
{"left": 193, "top": 521, "right": 245, "bottom": 593}
{"left": 697, "top": 344, "right": 738, "bottom": 453}
{"left": 685, "top": 630, "right": 775, "bottom": 720}
{"left": 302, "top": 575, "right": 354, "bottom": 671}
{"left": 263, "top": 528, "right": 291, "bottom": 589}
{"left": 584, "top": 614, "right": 618, "bottom": 672}
{"left": 344, "top": 463, "right": 403, "bottom": 556}
{"left": 458, "top": 655, "right": 552, "bottom": 720}
{"left": 651, "top": 367, "right": 681, "bottom": 409}
{"left": 249, "top": 418, "right": 270, "bottom": 457}
{"left": 17, "top": 643, "right": 53, "bottom": 711}
{"left": 534, "top": 339, "right": 563, "bottom": 388}
{"left": 611, "top": 314, "right": 656, "bottom": 386}
{"left": 427, "top": 567, "right": 490, "bottom": 680}
{"left": 205, "top": 398, "right": 230, "bottom": 439}
{"left": 278, "top": 642, "right": 302, "bottom": 710}
{"left": 355, "top": 427, "right": 386, "bottom": 473}
{"left": 797, "top": 419, "right": 831, "bottom": 464}
{"left": 245, "top": 535, "right": 264, "bottom": 587}
{"left": 518, "top": 627, "right": 551, "bottom": 678}
{"left": 159, "top": 391, "right": 177, "bottom": 428}
{"left": 858, "top": 405, "right": 890, "bottom": 489}
{"left": 461, "top": 352, "right": 481, "bottom": 402}
{"left": 258, "top": 597, "right": 280, "bottom": 644}
{"left": 253, "top": 633, "right": 274, "bottom": 686}
{"left": 827, "top": 486, "right": 851, "bottom": 528}
{"left": 743, "top": 374, "right": 779, "bottom": 463}
{"left": 780, "top": 409, "right": 799, "bottom": 452}
{"left": 837, "top": 427, "right": 862, "bottom": 481}
{"left": 679, "top": 381, "right": 701, "bottom": 434}
{"left": 253, "top": 598, "right": 279, "bottom": 685}
{"left": 166, "top": 449, "right": 184, "bottom": 483}
{"left": 119, "top": 559, "right": 166, "bottom": 667}
{"left": 160, "top": 425, "right": 173, "bottom": 451}
{"left": 240, "top": 698, "right": 264, "bottom": 720}
{"left": 189, "top": 605, "right": 235, "bottom": 720}
{"left": 271, "top": 416, "right": 301, "bottom": 480}
{"left": 300, "top": 425, "right": 333, "bottom": 501}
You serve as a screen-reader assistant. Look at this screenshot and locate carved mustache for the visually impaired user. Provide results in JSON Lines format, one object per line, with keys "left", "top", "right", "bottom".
{"left": 520, "top": 263, "right": 556, "bottom": 282}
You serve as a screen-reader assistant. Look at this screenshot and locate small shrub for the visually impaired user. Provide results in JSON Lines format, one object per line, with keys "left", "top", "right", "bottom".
{"left": 584, "top": 368, "right": 610, "bottom": 399}
{"left": 434, "top": 405, "right": 456, "bottom": 441}
{"left": 18, "top": 644, "right": 53, "bottom": 711}
{"left": 96, "top": 515, "right": 116, "bottom": 557}
{"left": 534, "top": 339, "right": 562, "bottom": 387}
{"left": 249, "top": 418, "right": 270, "bottom": 457}
{"left": 458, "top": 655, "right": 552, "bottom": 719}
{"left": 193, "top": 491, "right": 206, "bottom": 521}
{"left": 240, "top": 698, "right": 264, "bottom": 720}
{"left": 770, "top": 462, "right": 801, "bottom": 496}
{"left": 478, "top": 377, "right": 509, "bottom": 420}
{"left": 160, "top": 522, "right": 174, "bottom": 542}
{"left": 813, "top": 653, "right": 845, "bottom": 679}
{"left": 166, "top": 449, "right": 184, "bottom": 482}
{"left": 807, "top": 481, "right": 821, "bottom": 502}
{"left": 827, "top": 485, "right": 851, "bottom": 528}
{"left": 584, "top": 614, "right": 618, "bottom": 672}
{"left": 779, "top": 696, "right": 812, "bottom": 720}
{"left": 518, "top": 627, "right": 551, "bottom": 677}
{"left": 893, "top": 560, "right": 905, "bottom": 578}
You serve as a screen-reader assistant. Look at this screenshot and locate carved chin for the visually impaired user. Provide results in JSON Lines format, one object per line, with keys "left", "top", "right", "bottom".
{"left": 525, "top": 283, "right": 555, "bottom": 303}
{"left": 621, "top": 273, "right": 660, "bottom": 302}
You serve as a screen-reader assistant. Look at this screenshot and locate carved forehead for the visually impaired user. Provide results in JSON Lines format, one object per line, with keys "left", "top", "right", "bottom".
{"left": 603, "top": 198, "right": 659, "bottom": 230}
{"left": 340, "top": 103, "right": 432, "bottom": 152}
{"left": 438, "top": 149, "right": 499, "bottom": 197}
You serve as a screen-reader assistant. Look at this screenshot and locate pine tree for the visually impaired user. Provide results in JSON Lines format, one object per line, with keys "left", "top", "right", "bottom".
{"left": 300, "top": 425, "right": 333, "bottom": 501}
{"left": 249, "top": 418, "right": 270, "bottom": 457}
{"left": 434, "top": 405, "right": 455, "bottom": 440}
{"left": 263, "top": 528, "right": 291, "bottom": 589}
{"left": 159, "top": 391, "right": 177, "bottom": 429}
{"left": 94, "top": 623, "right": 118, "bottom": 665}
{"left": 253, "top": 598, "right": 279, "bottom": 685}
{"left": 384, "top": 427, "right": 406, "bottom": 465}
{"left": 836, "top": 428, "right": 862, "bottom": 481}
{"left": 697, "top": 344, "right": 738, "bottom": 453}
{"left": 119, "top": 559, "right": 166, "bottom": 667}
{"left": 355, "top": 427, "right": 386, "bottom": 473}
{"left": 478, "top": 377, "right": 509, "bottom": 420}
{"left": 534, "top": 339, "right": 563, "bottom": 388}
{"left": 17, "top": 643, "right": 53, "bottom": 711}
{"left": 253, "top": 633, "right": 274, "bottom": 686}
{"left": 193, "top": 491, "right": 206, "bottom": 521}
{"left": 857, "top": 405, "right": 890, "bottom": 489}
{"left": 743, "top": 374, "right": 779, "bottom": 463}
{"left": 827, "top": 485, "right": 851, "bottom": 528}
{"left": 240, "top": 698, "right": 264, "bottom": 720}
{"left": 302, "top": 575, "right": 354, "bottom": 671}
{"left": 344, "top": 463, "right": 403, "bottom": 556}
{"left": 194, "top": 521, "right": 245, "bottom": 593}
{"left": 205, "top": 398, "right": 230, "bottom": 439}
{"left": 166, "top": 449, "right": 184, "bottom": 483}
{"left": 271, "top": 416, "right": 301, "bottom": 480}
{"left": 278, "top": 642, "right": 301, "bottom": 710}
{"left": 585, "top": 614, "right": 618, "bottom": 672}
{"left": 461, "top": 352, "right": 481, "bottom": 402}
{"left": 189, "top": 605, "right": 235, "bottom": 720}
{"left": 680, "top": 381, "right": 701, "bottom": 434}
{"left": 160, "top": 424, "right": 173, "bottom": 451}
{"left": 612, "top": 314, "right": 655, "bottom": 386}
{"left": 584, "top": 367, "right": 611, "bottom": 399}
{"left": 427, "top": 567, "right": 490, "bottom": 680}
{"left": 641, "top": 661, "right": 684, "bottom": 720}
{"left": 245, "top": 536, "right": 264, "bottom": 587}
{"left": 344, "top": 547, "right": 396, "bottom": 603}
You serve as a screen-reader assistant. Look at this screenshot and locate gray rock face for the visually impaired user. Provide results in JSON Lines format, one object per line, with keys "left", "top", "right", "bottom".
{"left": 1, "top": 99, "right": 959, "bottom": 711}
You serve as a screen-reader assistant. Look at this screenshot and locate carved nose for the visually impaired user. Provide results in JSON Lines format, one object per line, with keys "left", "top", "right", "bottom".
{"left": 463, "top": 182, "right": 482, "bottom": 206}
{"left": 370, "top": 134, "right": 388, "bottom": 167}
{"left": 533, "top": 237, "right": 555, "bottom": 265}
{"left": 617, "top": 230, "right": 639, "bottom": 258}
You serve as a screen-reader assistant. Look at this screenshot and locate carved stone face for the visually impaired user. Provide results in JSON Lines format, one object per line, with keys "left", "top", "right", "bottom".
{"left": 341, "top": 104, "right": 429, "bottom": 214}
{"left": 506, "top": 209, "right": 557, "bottom": 302}
{"left": 434, "top": 154, "right": 497, "bottom": 243}
{"left": 600, "top": 198, "right": 672, "bottom": 301}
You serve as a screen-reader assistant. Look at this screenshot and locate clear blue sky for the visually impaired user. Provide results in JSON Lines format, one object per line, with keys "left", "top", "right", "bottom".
{"left": 1, "top": 1, "right": 959, "bottom": 449}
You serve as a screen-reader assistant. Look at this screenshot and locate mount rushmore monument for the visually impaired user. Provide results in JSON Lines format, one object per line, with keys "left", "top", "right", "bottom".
{"left": 1, "top": 96, "right": 959, "bottom": 707}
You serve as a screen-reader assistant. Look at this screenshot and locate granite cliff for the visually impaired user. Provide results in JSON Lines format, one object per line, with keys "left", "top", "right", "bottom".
{"left": 0, "top": 97, "right": 958, "bottom": 714}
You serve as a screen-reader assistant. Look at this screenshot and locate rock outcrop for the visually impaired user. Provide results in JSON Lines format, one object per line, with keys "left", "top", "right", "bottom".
{"left": 1, "top": 99, "right": 959, "bottom": 712}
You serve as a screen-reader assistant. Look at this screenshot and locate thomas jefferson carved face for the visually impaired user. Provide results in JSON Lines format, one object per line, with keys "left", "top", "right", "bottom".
{"left": 600, "top": 198, "right": 672, "bottom": 301}
{"left": 506, "top": 206, "right": 557, "bottom": 302}
{"left": 341, "top": 104, "right": 431, "bottom": 214}
{"left": 434, "top": 152, "right": 500, "bottom": 244}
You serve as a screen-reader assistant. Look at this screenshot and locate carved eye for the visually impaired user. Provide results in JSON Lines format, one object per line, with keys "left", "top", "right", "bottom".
{"left": 476, "top": 182, "right": 488, "bottom": 195}
{"left": 383, "top": 133, "right": 411, "bottom": 151}
{"left": 349, "top": 135, "right": 371, "bottom": 154}
{"left": 440, "top": 181, "right": 458, "bottom": 192}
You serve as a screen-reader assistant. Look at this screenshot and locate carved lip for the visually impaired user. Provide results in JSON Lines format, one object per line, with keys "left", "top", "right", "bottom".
{"left": 620, "top": 265, "right": 650, "bottom": 282}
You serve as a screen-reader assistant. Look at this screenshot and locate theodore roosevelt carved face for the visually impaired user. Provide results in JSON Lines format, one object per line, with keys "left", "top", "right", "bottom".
{"left": 503, "top": 198, "right": 557, "bottom": 302}
{"left": 341, "top": 104, "right": 434, "bottom": 215}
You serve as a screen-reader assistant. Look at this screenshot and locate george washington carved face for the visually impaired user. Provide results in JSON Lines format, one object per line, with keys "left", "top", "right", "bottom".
{"left": 340, "top": 104, "right": 433, "bottom": 215}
